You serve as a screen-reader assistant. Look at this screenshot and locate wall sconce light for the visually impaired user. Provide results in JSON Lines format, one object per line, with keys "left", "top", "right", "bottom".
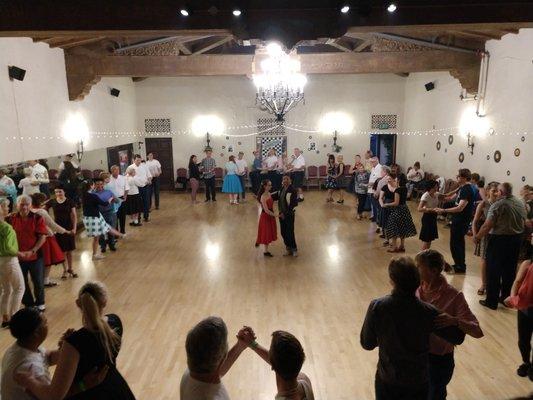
{"left": 466, "top": 132, "right": 475, "bottom": 155}
{"left": 192, "top": 115, "right": 224, "bottom": 152}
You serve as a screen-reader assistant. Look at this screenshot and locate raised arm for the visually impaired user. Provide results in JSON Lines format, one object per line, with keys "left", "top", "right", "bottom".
{"left": 219, "top": 341, "right": 247, "bottom": 377}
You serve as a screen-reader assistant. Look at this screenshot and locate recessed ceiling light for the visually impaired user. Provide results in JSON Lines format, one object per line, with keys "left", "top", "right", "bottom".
{"left": 340, "top": 5, "right": 350, "bottom": 13}
{"left": 232, "top": 9, "right": 242, "bottom": 16}
{"left": 180, "top": 8, "right": 189, "bottom": 16}
{"left": 387, "top": 3, "right": 397, "bottom": 13}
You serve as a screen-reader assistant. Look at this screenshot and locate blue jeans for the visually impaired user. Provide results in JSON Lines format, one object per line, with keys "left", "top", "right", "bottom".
{"left": 138, "top": 185, "right": 150, "bottom": 220}
{"left": 20, "top": 258, "right": 45, "bottom": 307}
{"left": 428, "top": 353, "right": 455, "bottom": 400}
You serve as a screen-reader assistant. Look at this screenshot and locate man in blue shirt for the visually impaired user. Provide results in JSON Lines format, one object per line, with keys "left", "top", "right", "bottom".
{"left": 93, "top": 177, "right": 118, "bottom": 252}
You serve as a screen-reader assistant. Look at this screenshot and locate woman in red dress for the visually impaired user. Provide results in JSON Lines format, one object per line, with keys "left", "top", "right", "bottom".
{"left": 256, "top": 180, "right": 279, "bottom": 257}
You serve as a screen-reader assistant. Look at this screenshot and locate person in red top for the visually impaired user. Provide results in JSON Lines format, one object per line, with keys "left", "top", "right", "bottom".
{"left": 256, "top": 180, "right": 279, "bottom": 257}
{"left": 415, "top": 249, "right": 484, "bottom": 400}
{"left": 504, "top": 257, "right": 533, "bottom": 380}
{"left": 6, "top": 195, "right": 48, "bottom": 311}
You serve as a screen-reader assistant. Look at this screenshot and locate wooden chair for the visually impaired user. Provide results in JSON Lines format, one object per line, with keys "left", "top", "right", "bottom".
{"left": 214, "top": 167, "right": 224, "bottom": 190}
{"left": 318, "top": 165, "right": 328, "bottom": 189}
{"left": 175, "top": 168, "right": 188, "bottom": 190}
{"left": 306, "top": 166, "right": 319, "bottom": 190}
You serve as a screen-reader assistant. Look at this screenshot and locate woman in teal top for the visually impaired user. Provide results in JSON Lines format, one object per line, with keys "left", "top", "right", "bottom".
{"left": 0, "top": 197, "right": 25, "bottom": 327}
{"left": 222, "top": 155, "right": 243, "bottom": 204}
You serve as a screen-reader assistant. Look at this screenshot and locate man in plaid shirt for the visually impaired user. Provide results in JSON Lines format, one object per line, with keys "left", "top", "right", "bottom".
{"left": 200, "top": 150, "right": 217, "bottom": 202}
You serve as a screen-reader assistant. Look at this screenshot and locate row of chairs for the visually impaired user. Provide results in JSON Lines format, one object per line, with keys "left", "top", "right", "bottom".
{"left": 175, "top": 165, "right": 355, "bottom": 191}
{"left": 48, "top": 169, "right": 104, "bottom": 180}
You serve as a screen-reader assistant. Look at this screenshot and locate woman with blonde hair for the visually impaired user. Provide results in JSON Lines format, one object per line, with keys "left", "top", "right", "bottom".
{"left": 0, "top": 197, "right": 24, "bottom": 328}
{"left": 15, "top": 281, "right": 135, "bottom": 399}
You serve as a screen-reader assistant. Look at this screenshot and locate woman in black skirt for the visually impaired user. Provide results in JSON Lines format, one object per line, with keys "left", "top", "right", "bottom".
{"left": 379, "top": 173, "right": 397, "bottom": 248}
{"left": 48, "top": 184, "right": 78, "bottom": 279}
{"left": 382, "top": 174, "right": 417, "bottom": 253}
{"left": 417, "top": 180, "right": 440, "bottom": 250}
{"left": 125, "top": 167, "right": 144, "bottom": 227}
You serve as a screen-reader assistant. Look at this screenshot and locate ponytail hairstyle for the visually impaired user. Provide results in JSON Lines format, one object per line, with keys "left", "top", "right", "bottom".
{"left": 78, "top": 281, "right": 120, "bottom": 363}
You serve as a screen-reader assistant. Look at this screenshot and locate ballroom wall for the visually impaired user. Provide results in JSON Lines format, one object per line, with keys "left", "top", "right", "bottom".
{"left": 396, "top": 29, "right": 533, "bottom": 189}
{"left": 0, "top": 37, "right": 137, "bottom": 167}
{"left": 134, "top": 73, "right": 406, "bottom": 170}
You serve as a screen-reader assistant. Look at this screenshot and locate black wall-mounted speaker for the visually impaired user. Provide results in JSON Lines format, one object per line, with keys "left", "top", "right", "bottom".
{"left": 110, "top": 88, "right": 120, "bottom": 97}
{"left": 8, "top": 65, "right": 26, "bottom": 81}
{"left": 425, "top": 82, "right": 435, "bottom": 91}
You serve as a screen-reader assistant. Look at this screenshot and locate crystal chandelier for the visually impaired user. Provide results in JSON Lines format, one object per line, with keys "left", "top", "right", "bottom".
{"left": 253, "top": 43, "right": 307, "bottom": 122}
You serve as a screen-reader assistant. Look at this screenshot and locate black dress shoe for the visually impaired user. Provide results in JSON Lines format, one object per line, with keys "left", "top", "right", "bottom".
{"left": 263, "top": 252, "right": 273, "bottom": 257}
{"left": 109, "top": 245, "right": 117, "bottom": 252}
{"left": 517, "top": 363, "right": 531, "bottom": 377}
{"left": 2, "top": 321, "right": 10, "bottom": 328}
{"left": 452, "top": 265, "right": 466, "bottom": 274}
{"left": 479, "top": 299, "right": 497, "bottom": 310}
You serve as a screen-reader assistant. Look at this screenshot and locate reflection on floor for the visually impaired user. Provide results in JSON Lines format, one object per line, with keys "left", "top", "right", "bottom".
{"left": 1, "top": 192, "right": 530, "bottom": 400}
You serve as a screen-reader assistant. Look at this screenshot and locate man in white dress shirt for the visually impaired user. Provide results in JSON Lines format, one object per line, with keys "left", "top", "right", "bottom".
{"left": 129, "top": 155, "right": 152, "bottom": 223}
{"left": 28, "top": 160, "right": 50, "bottom": 197}
{"left": 367, "top": 157, "right": 383, "bottom": 223}
{"left": 180, "top": 316, "right": 253, "bottom": 400}
{"left": 288, "top": 148, "right": 306, "bottom": 191}
{"left": 108, "top": 165, "right": 129, "bottom": 234}
{"left": 235, "top": 152, "right": 248, "bottom": 201}
{"left": 145, "top": 152, "right": 162, "bottom": 210}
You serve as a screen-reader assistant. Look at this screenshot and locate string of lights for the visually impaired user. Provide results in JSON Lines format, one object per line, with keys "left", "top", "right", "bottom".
{"left": 1, "top": 124, "right": 531, "bottom": 142}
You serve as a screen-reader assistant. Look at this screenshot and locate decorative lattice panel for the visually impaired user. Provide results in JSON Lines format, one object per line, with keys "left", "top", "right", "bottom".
{"left": 257, "top": 118, "right": 285, "bottom": 136}
{"left": 371, "top": 114, "right": 397, "bottom": 129}
{"left": 144, "top": 118, "right": 171, "bottom": 133}
{"left": 256, "top": 136, "right": 287, "bottom": 158}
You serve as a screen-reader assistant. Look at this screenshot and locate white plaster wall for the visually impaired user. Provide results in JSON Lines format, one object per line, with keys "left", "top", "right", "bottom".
{"left": 0, "top": 38, "right": 137, "bottom": 168}
{"left": 134, "top": 74, "right": 405, "bottom": 171}
{"left": 397, "top": 29, "right": 533, "bottom": 189}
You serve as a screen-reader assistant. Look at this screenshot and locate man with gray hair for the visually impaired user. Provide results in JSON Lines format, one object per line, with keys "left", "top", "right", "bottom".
{"left": 475, "top": 182, "right": 527, "bottom": 310}
{"left": 180, "top": 316, "right": 254, "bottom": 400}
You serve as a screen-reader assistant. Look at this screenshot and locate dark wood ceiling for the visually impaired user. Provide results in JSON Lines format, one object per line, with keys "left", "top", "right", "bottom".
{"left": 1, "top": 1, "right": 532, "bottom": 100}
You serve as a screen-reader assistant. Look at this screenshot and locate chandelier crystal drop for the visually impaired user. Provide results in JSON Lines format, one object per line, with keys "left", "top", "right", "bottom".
{"left": 253, "top": 43, "right": 307, "bottom": 122}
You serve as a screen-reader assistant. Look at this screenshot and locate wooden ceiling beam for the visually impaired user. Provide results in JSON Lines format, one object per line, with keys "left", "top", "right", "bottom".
{"left": 353, "top": 40, "right": 372, "bottom": 52}
{"left": 52, "top": 36, "right": 107, "bottom": 48}
{"left": 325, "top": 38, "right": 352, "bottom": 52}
{"left": 65, "top": 49, "right": 479, "bottom": 100}
{"left": 191, "top": 36, "right": 234, "bottom": 55}
{"left": 452, "top": 30, "right": 503, "bottom": 40}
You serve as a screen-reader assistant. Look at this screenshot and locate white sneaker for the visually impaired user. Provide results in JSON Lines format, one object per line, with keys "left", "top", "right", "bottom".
{"left": 92, "top": 254, "right": 105, "bottom": 260}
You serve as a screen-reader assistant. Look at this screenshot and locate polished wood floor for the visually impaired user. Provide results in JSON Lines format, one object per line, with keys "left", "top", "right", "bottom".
{"left": 1, "top": 192, "right": 531, "bottom": 400}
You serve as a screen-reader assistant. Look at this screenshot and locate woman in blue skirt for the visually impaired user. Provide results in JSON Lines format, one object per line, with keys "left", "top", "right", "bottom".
{"left": 222, "top": 155, "right": 243, "bottom": 204}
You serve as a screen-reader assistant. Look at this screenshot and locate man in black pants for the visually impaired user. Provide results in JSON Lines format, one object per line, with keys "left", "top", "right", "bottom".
{"left": 436, "top": 169, "right": 474, "bottom": 274}
{"left": 200, "top": 149, "right": 216, "bottom": 202}
{"left": 272, "top": 175, "right": 301, "bottom": 257}
{"left": 475, "top": 182, "right": 527, "bottom": 310}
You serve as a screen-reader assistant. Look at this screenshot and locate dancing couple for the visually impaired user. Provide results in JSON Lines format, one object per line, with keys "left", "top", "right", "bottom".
{"left": 256, "top": 175, "right": 301, "bottom": 257}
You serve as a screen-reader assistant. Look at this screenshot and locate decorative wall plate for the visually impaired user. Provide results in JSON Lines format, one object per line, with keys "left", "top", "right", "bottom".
{"left": 458, "top": 152, "right": 465, "bottom": 163}
{"left": 222, "top": 145, "right": 226, "bottom": 149}
{"left": 444, "top": 148, "right": 448, "bottom": 153}
{"left": 448, "top": 135, "right": 454, "bottom": 145}
{"left": 514, "top": 148, "right": 521, "bottom": 157}
{"left": 308, "top": 135, "right": 312, "bottom": 139}
{"left": 523, "top": 176, "right": 527, "bottom": 182}
{"left": 226, "top": 136, "right": 229, "bottom": 140}
{"left": 316, "top": 150, "right": 320, "bottom": 154}
{"left": 323, "top": 144, "right": 327, "bottom": 148}
{"left": 486, "top": 155, "right": 490, "bottom": 160}
{"left": 238, "top": 141, "right": 242, "bottom": 145}
{"left": 507, "top": 170, "right": 511, "bottom": 176}
{"left": 521, "top": 136, "right": 526, "bottom": 142}
{"left": 494, "top": 150, "right": 502, "bottom": 163}
{"left": 423, "top": 153, "right": 426, "bottom": 157}
{"left": 436, "top": 141, "right": 441, "bottom": 150}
